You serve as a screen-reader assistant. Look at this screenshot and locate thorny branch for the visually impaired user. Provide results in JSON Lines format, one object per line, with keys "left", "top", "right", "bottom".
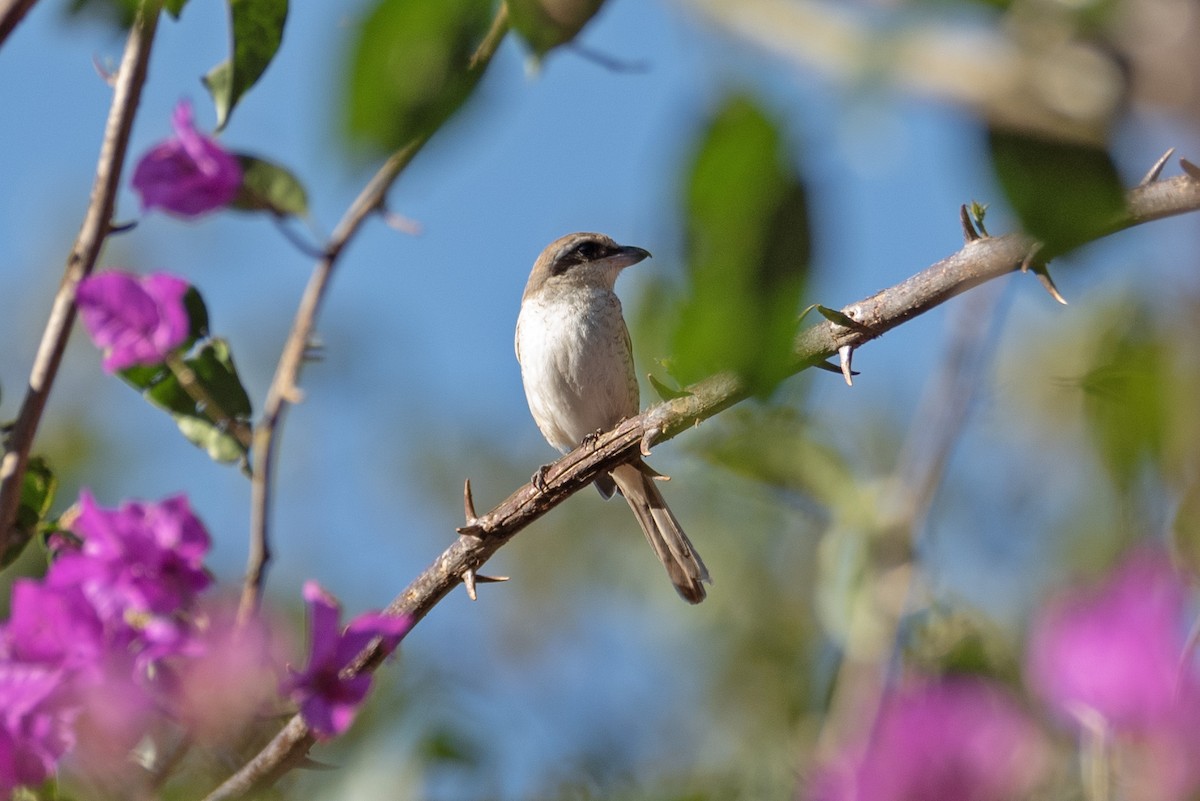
{"left": 202, "top": 165, "right": 1200, "bottom": 800}
{"left": 0, "top": 0, "right": 160, "bottom": 557}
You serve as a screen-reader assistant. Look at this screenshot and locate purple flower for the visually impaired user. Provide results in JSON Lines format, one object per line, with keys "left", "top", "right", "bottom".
{"left": 48, "top": 491, "right": 211, "bottom": 665}
{"left": 285, "top": 581, "right": 412, "bottom": 739}
{"left": 76, "top": 271, "right": 190, "bottom": 373}
{"left": 4, "top": 580, "right": 104, "bottom": 675}
{"left": 131, "top": 99, "right": 241, "bottom": 218}
{"left": 0, "top": 663, "right": 76, "bottom": 797}
{"left": 1027, "top": 549, "right": 1191, "bottom": 731}
{"left": 810, "top": 679, "right": 1046, "bottom": 801}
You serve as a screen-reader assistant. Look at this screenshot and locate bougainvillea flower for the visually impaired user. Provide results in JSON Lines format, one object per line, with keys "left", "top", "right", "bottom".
{"left": 1027, "top": 549, "right": 1191, "bottom": 731}
{"left": 285, "top": 581, "right": 412, "bottom": 739}
{"left": 0, "top": 663, "right": 76, "bottom": 797}
{"left": 809, "top": 678, "right": 1047, "bottom": 801}
{"left": 76, "top": 271, "right": 190, "bottom": 373}
{"left": 131, "top": 99, "right": 241, "bottom": 218}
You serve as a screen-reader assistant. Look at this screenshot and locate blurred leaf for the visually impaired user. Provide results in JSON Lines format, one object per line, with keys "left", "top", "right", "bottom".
{"left": 62, "top": 0, "right": 138, "bottom": 26}
{"left": 163, "top": 0, "right": 189, "bottom": 18}
{"left": 508, "top": 0, "right": 605, "bottom": 57}
{"left": 231, "top": 155, "right": 309, "bottom": 217}
{"left": 183, "top": 285, "right": 210, "bottom": 343}
{"left": 671, "top": 96, "right": 811, "bottom": 396}
{"left": 344, "top": 0, "right": 494, "bottom": 154}
{"left": 3, "top": 456, "right": 56, "bottom": 568}
{"left": 1078, "top": 314, "right": 1169, "bottom": 491}
{"left": 987, "top": 127, "right": 1125, "bottom": 257}
{"left": 121, "top": 339, "right": 252, "bottom": 464}
{"left": 648, "top": 372, "right": 690, "bottom": 401}
{"left": 204, "top": 0, "right": 289, "bottom": 129}
{"left": 1172, "top": 479, "right": 1200, "bottom": 581}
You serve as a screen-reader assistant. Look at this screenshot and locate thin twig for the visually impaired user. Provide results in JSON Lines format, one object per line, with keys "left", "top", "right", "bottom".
{"left": 0, "top": 0, "right": 39, "bottom": 48}
{"left": 203, "top": 169, "right": 1200, "bottom": 801}
{"left": 0, "top": 0, "right": 160, "bottom": 557}
{"left": 236, "top": 5, "right": 512, "bottom": 625}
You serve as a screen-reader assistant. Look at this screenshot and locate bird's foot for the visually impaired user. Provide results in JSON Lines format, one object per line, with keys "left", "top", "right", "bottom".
{"left": 531, "top": 464, "right": 551, "bottom": 493}
{"left": 582, "top": 429, "right": 604, "bottom": 449}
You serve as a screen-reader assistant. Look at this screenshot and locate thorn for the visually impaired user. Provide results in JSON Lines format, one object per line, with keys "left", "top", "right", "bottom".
{"left": 1181, "top": 158, "right": 1200, "bottom": 182}
{"left": 959, "top": 204, "right": 979, "bottom": 243}
{"left": 461, "top": 569, "right": 509, "bottom": 601}
{"left": 1019, "top": 242, "right": 1043, "bottom": 274}
{"left": 1140, "top": 148, "right": 1176, "bottom": 186}
{"left": 381, "top": 209, "right": 423, "bottom": 236}
{"left": 92, "top": 54, "right": 117, "bottom": 86}
{"left": 567, "top": 42, "right": 650, "bottom": 73}
{"left": 641, "top": 427, "right": 660, "bottom": 458}
{"left": 281, "top": 382, "right": 305, "bottom": 404}
{"left": 838, "top": 345, "right": 855, "bottom": 386}
{"left": 463, "top": 478, "right": 478, "bottom": 522}
{"left": 812, "top": 359, "right": 859, "bottom": 378}
{"left": 108, "top": 220, "right": 138, "bottom": 235}
{"left": 1032, "top": 266, "right": 1068, "bottom": 305}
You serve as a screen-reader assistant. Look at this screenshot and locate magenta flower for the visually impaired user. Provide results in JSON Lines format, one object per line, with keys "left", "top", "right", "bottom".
{"left": 0, "top": 663, "right": 76, "bottom": 797}
{"left": 1027, "top": 549, "right": 1192, "bottom": 731}
{"left": 76, "top": 271, "right": 190, "bottom": 373}
{"left": 285, "top": 582, "right": 413, "bottom": 739}
{"left": 810, "top": 678, "right": 1047, "bottom": 801}
{"left": 131, "top": 100, "right": 241, "bottom": 218}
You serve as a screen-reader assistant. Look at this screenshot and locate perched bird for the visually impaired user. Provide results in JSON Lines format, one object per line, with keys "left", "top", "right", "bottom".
{"left": 515, "top": 232, "right": 711, "bottom": 603}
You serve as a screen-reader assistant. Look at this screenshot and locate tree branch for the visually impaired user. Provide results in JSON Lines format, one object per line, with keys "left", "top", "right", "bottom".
{"left": 237, "top": 5, "right": 513, "bottom": 622}
{"left": 0, "top": 0, "right": 39, "bottom": 49}
{"left": 202, "top": 166, "right": 1200, "bottom": 800}
{"left": 0, "top": 0, "right": 160, "bottom": 556}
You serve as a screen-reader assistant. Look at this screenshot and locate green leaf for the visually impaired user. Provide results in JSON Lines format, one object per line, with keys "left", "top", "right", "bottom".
{"left": 230, "top": 155, "right": 309, "bottom": 217}
{"left": 648, "top": 373, "right": 691, "bottom": 401}
{"left": 1078, "top": 312, "right": 1169, "bottom": 492}
{"left": 507, "top": 0, "right": 605, "bottom": 56}
{"left": 205, "top": 0, "right": 289, "bottom": 129}
{"left": 670, "top": 96, "right": 812, "bottom": 396}
{"left": 163, "top": 0, "right": 189, "bottom": 18}
{"left": 344, "top": 0, "right": 495, "bottom": 154}
{"left": 183, "top": 286, "right": 210, "bottom": 343}
{"left": 988, "top": 127, "right": 1125, "bottom": 258}
{"left": 5, "top": 456, "right": 56, "bottom": 568}
{"left": 120, "top": 340, "right": 252, "bottom": 464}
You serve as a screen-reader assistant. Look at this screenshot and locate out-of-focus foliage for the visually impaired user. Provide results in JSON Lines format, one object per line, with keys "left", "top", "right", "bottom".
{"left": 508, "top": 0, "right": 606, "bottom": 57}
{"left": 343, "top": 0, "right": 494, "bottom": 155}
{"left": 204, "top": 0, "right": 288, "bottom": 129}
{"left": 988, "top": 128, "right": 1126, "bottom": 257}
{"left": 669, "top": 96, "right": 811, "bottom": 397}
{"left": 231, "top": 155, "right": 309, "bottom": 217}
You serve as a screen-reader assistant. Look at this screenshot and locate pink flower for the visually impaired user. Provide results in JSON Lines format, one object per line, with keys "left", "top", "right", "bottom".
{"left": 0, "top": 663, "right": 76, "bottom": 796}
{"left": 1027, "top": 549, "right": 1200, "bottom": 800}
{"left": 131, "top": 100, "right": 241, "bottom": 218}
{"left": 285, "top": 582, "right": 412, "bottom": 739}
{"left": 76, "top": 271, "right": 190, "bottom": 372}
{"left": 810, "top": 678, "right": 1047, "bottom": 801}
{"left": 1027, "top": 549, "right": 1191, "bottom": 731}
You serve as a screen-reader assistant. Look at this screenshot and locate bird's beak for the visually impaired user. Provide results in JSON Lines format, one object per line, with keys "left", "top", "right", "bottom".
{"left": 612, "top": 245, "right": 652, "bottom": 269}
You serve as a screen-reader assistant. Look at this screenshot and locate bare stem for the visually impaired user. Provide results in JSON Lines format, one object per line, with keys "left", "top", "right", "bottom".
{"left": 0, "top": 0, "right": 160, "bottom": 556}
{"left": 204, "top": 167, "right": 1200, "bottom": 801}
{"left": 0, "top": 0, "right": 39, "bottom": 49}
{"left": 236, "top": 5, "right": 513, "bottom": 624}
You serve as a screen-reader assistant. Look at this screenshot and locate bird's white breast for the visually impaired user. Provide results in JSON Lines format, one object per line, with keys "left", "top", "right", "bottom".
{"left": 516, "top": 287, "right": 639, "bottom": 452}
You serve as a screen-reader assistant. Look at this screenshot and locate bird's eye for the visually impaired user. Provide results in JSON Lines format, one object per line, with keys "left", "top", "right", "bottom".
{"left": 574, "top": 241, "right": 604, "bottom": 261}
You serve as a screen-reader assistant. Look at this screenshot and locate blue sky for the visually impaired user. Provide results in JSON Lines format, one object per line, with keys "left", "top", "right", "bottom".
{"left": 3, "top": 0, "right": 1200, "bottom": 796}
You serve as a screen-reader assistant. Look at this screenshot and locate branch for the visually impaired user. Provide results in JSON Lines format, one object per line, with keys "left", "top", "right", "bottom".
{"left": 237, "top": 4, "right": 513, "bottom": 622}
{"left": 0, "top": 0, "right": 39, "bottom": 49}
{"left": 0, "top": 0, "right": 160, "bottom": 556}
{"left": 202, "top": 165, "right": 1200, "bottom": 800}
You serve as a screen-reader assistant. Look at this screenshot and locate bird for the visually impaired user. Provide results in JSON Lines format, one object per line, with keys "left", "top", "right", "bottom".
{"left": 514, "top": 232, "right": 711, "bottom": 603}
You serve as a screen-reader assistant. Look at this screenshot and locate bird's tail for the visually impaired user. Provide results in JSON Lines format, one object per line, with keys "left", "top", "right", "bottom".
{"left": 610, "top": 461, "right": 711, "bottom": 604}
